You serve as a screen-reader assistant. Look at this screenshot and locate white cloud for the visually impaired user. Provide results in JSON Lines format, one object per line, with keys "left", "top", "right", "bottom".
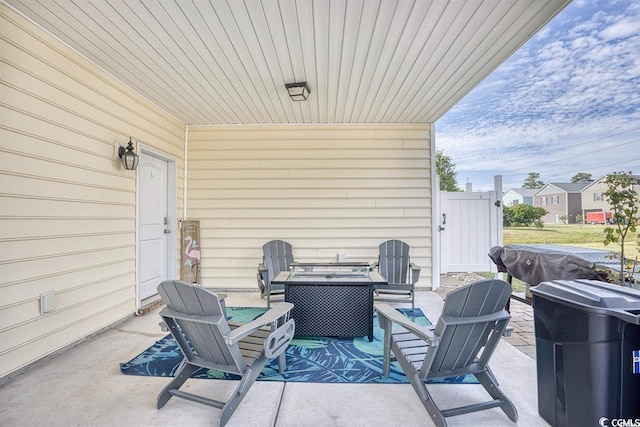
{"left": 436, "top": 0, "right": 640, "bottom": 191}
{"left": 600, "top": 18, "right": 639, "bottom": 40}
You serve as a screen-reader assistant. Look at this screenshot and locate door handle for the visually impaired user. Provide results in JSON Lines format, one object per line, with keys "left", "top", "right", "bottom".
{"left": 442, "top": 213, "right": 447, "bottom": 225}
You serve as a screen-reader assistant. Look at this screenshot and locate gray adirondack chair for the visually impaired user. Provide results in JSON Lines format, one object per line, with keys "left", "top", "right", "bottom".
{"left": 375, "top": 279, "right": 517, "bottom": 427}
{"left": 257, "top": 239, "right": 294, "bottom": 308}
{"left": 371, "top": 240, "right": 420, "bottom": 310}
{"left": 156, "top": 280, "right": 295, "bottom": 426}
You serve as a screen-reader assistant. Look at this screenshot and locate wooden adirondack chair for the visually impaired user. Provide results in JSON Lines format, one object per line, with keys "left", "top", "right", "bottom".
{"left": 257, "top": 240, "right": 294, "bottom": 308}
{"left": 156, "top": 280, "right": 295, "bottom": 426}
{"left": 371, "top": 240, "right": 420, "bottom": 310}
{"left": 375, "top": 279, "right": 517, "bottom": 427}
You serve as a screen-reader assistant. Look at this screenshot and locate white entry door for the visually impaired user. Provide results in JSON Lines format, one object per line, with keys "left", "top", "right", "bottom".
{"left": 138, "top": 153, "right": 169, "bottom": 305}
{"left": 439, "top": 191, "right": 501, "bottom": 273}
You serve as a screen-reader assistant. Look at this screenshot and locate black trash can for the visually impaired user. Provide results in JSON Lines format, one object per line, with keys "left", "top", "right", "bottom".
{"left": 531, "top": 279, "right": 640, "bottom": 427}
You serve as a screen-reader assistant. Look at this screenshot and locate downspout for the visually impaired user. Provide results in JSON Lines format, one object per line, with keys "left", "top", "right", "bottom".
{"left": 183, "top": 125, "right": 189, "bottom": 220}
{"left": 430, "top": 124, "right": 440, "bottom": 291}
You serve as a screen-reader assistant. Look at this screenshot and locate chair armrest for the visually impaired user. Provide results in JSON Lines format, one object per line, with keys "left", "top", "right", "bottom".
{"left": 410, "top": 263, "right": 421, "bottom": 284}
{"left": 225, "top": 302, "right": 294, "bottom": 345}
{"left": 375, "top": 303, "right": 439, "bottom": 346}
{"left": 258, "top": 263, "right": 267, "bottom": 273}
{"left": 370, "top": 261, "right": 379, "bottom": 270}
{"left": 257, "top": 264, "right": 268, "bottom": 291}
{"left": 263, "top": 318, "right": 296, "bottom": 359}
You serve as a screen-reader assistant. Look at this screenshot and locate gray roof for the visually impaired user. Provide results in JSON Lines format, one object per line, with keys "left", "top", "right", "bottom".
{"left": 547, "top": 183, "right": 590, "bottom": 193}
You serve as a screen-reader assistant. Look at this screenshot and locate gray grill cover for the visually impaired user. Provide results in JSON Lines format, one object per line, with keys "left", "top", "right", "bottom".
{"left": 489, "top": 244, "right": 612, "bottom": 286}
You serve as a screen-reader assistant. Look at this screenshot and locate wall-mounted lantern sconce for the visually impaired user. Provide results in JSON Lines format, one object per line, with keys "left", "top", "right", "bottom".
{"left": 117, "top": 137, "right": 139, "bottom": 170}
{"left": 285, "top": 82, "right": 311, "bottom": 101}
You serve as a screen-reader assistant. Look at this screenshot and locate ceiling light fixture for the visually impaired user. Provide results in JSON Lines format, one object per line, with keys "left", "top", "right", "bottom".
{"left": 285, "top": 82, "right": 311, "bottom": 101}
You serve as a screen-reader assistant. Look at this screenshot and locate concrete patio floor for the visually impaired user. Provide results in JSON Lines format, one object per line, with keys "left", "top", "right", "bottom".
{"left": 0, "top": 288, "right": 546, "bottom": 427}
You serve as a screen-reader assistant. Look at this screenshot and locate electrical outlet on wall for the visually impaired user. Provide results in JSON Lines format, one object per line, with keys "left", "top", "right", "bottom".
{"left": 40, "top": 291, "right": 56, "bottom": 315}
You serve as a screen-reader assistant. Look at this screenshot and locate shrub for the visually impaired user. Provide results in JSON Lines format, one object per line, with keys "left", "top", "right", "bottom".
{"left": 504, "top": 204, "right": 547, "bottom": 227}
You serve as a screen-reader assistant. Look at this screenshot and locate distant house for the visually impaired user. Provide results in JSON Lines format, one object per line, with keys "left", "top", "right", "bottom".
{"left": 581, "top": 174, "right": 640, "bottom": 218}
{"left": 534, "top": 183, "right": 589, "bottom": 224}
{"left": 502, "top": 188, "right": 537, "bottom": 207}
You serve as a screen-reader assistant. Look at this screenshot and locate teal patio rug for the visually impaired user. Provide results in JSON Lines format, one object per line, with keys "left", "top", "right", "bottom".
{"left": 120, "top": 307, "right": 478, "bottom": 384}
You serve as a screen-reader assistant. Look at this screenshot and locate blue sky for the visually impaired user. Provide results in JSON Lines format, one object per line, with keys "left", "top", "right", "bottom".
{"left": 436, "top": 0, "right": 640, "bottom": 191}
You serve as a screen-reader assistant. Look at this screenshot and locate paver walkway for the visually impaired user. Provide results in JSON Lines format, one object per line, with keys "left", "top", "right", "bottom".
{"left": 437, "top": 273, "right": 536, "bottom": 360}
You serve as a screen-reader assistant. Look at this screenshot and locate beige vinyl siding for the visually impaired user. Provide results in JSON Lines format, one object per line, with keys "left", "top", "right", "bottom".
{"left": 534, "top": 187, "right": 566, "bottom": 224}
{"left": 0, "top": 5, "right": 185, "bottom": 378}
{"left": 582, "top": 180, "right": 610, "bottom": 212}
{"left": 582, "top": 177, "right": 640, "bottom": 214}
{"left": 187, "top": 124, "right": 432, "bottom": 290}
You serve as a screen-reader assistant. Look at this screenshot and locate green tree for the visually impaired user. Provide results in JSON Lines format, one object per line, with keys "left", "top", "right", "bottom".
{"left": 571, "top": 172, "right": 594, "bottom": 183}
{"left": 503, "top": 205, "right": 547, "bottom": 226}
{"left": 522, "top": 172, "right": 544, "bottom": 189}
{"left": 602, "top": 171, "right": 640, "bottom": 284}
{"left": 436, "top": 149, "right": 461, "bottom": 191}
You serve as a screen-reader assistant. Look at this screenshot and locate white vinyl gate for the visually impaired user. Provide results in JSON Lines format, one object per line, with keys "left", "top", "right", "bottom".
{"left": 439, "top": 188, "right": 502, "bottom": 273}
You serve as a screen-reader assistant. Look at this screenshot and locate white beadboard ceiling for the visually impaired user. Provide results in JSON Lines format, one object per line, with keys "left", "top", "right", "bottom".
{"left": 6, "top": 0, "right": 570, "bottom": 125}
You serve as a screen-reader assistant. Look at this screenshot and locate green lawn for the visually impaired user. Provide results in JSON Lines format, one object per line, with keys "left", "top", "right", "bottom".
{"left": 503, "top": 224, "right": 639, "bottom": 260}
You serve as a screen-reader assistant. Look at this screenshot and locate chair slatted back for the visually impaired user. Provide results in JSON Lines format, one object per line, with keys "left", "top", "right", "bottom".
{"left": 378, "top": 240, "right": 411, "bottom": 284}
{"left": 158, "top": 280, "right": 246, "bottom": 375}
{"left": 262, "top": 240, "right": 294, "bottom": 283}
{"left": 428, "top": 279, "right": 511, "bottom": 374}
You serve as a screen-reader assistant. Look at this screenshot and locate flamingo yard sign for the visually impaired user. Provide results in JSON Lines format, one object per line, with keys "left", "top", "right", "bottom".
{"left": 180, "top": 220, "right": 201, "bottom": 283}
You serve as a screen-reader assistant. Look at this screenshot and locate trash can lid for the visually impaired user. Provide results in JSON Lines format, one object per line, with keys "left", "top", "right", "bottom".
{"left": 531, "top": 279, "right": 640, "bottom": 324}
